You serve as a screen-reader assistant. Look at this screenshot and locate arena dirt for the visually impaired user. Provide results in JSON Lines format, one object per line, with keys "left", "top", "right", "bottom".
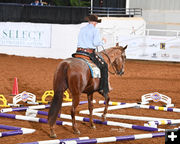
{"left": 0, "top": 54, "right": 180, "bottom": 144}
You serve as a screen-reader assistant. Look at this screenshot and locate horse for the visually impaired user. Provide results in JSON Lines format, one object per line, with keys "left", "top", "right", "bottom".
{"left": 48, "top": 43, "right": 127, "bottom": 138}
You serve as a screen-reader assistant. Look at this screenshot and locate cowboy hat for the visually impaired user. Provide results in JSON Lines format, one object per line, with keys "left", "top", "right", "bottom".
{"left": 85, "top": 14, "right": 101, "bottom": 23}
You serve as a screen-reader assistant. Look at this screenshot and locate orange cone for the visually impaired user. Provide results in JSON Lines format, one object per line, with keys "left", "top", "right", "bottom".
{"left": 12, "top": 77, "right": 19, "bottom": 96}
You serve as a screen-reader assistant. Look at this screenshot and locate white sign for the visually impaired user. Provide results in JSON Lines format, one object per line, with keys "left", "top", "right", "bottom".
{"left": 0, "top": 22, "right": 51, "bottom": 48}
{"left": 118, "top": 35, "right": 180, "bottom": 62}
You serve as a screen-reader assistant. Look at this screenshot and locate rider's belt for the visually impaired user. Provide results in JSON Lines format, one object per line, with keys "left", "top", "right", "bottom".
{"left": 77, "top": 48, "right": 95, "bottom": 53}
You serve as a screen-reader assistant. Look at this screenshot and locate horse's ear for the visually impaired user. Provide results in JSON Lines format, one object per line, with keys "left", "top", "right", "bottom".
{"left": 116, "top": 43, "right": 119, "bottom": 46}
{"left": 123, "top": 45, "right": 128, "bottom": 50}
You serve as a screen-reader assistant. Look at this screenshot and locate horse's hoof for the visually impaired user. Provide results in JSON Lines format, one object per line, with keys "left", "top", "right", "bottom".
{"left": 91, "top": 125, "right": 96, "bottom": 129}
{"left": 102, "top": 115, "right": 106, "bottom": 122}
{"left": 50, "top": 134, "right": 57, "bottom": 138}
{"left": 74, "top": 130, "right": 80, "bottom": 135}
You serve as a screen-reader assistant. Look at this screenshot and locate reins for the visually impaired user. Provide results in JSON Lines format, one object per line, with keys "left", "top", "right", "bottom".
{"left": 99, "top": 46, "right": 118, "bottom": 75}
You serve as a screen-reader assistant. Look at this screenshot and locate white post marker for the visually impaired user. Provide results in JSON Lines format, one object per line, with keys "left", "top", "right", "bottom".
{"left": 141, "top": 92, "right": 174, "bottom": 107}
{"left": 13, "top": 91, "right": 36, "bottom": 105}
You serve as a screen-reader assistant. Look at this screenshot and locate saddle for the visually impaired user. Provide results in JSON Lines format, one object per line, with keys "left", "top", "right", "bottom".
{"left": 72, "top": 52, "right": 101, "bottom": 78}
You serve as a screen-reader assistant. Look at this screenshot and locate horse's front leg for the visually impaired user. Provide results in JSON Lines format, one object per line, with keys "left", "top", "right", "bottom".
{"left": 102, "top": 94, "right": 110, "bottom": 121}
{"left": 87, "top": 93, "right": 96, "bottom": 129}
{"left": 49, "top": 125, "right": 56, "bottom": 138}
{"left": 71, "top": 94, "right": 80, "bottom": 134}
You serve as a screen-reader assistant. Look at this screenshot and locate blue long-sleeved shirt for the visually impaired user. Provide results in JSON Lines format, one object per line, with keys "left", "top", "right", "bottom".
{"left": 77, "top": 24, "right": 104, "bottom": 49}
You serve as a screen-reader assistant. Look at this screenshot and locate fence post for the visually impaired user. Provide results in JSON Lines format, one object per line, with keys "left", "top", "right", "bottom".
{"left": 107, "top": 8, "right": 109, "bottom": 17}
{"left": 90, "top": 0, "right": 93, "bottom": 14}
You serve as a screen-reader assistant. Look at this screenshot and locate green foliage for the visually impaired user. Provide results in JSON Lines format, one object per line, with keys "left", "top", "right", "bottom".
{"left": 70, "top": 0, "right": 90, "bottom": 7}
{"left": 70, "top": 0, "right": 79, "bottom": 6}
{"left": 53, "top": 0, "right": 90, "bottom": 7}
{"left": 53, "top": 0, "right": 70, "bottom": 6}
{"left": 79, "top": 1, "right": 90, "bottom": 7}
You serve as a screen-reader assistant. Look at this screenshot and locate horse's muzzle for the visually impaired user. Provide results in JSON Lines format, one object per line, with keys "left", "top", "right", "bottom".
{"left": 117, "top": 71, "right": 124, "bottom": 76}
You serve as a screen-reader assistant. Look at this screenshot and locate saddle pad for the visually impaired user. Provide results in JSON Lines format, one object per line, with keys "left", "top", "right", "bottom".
{"left": 86, "top": 60, "right": 101, "bottom": 78}
{"left": 72, "top": 53, "right": 101, "bottom": 78}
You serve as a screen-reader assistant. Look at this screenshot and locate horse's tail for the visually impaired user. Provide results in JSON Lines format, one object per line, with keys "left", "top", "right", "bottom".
{"left": 48, "top": 61, "right": 68, "bottom": 127}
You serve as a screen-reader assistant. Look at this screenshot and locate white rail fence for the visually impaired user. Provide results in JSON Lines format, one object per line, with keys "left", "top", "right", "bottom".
{"left": 146, "top": 29, "right": 180, "bottom": 37}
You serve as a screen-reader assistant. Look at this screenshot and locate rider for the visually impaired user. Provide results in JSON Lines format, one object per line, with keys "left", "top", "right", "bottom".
{"left": 74, "top": 14, "right": 112, "bottom": 95}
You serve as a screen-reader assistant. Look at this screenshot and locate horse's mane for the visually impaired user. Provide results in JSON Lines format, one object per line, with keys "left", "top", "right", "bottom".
{"left": 102, "top": 45, "right": 124, "bottom": 53}
{"left": 100, "top": 46, "right": 124, "bottom": 57}
{"left": 99, "top": 45, "right": 125, "bottom": 64}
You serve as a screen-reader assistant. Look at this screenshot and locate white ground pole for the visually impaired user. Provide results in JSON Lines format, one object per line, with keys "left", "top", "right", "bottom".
{"left": 79, "top": 103, "right": 138, "bottom": 114}
{"left": 59, "top": 132, "right": 166, "bottom": 144}
{"left": 0, "top": 127, "right": 35, "bottom": 137}
{"left": 1, "top": 100, "right": 96, "bottom": 113}
{"left": 25, "top": 109, "right": 165, "bottom": 132}
{"left": 98, "top": 100, "right": 149, "bottom": 106}
{"left": 148, "top": 119, "right": 180, "bottom": 126}
{"left": 0, "top": 113, "right": 72, "bottom": 126}
{"left": 93, "top": 113, "right": 174, "bottom": 122}
{"left": 135, "top": 104, "right": 180, "bottom": 113}
{"left": 1, "top": 105, "right": 51, "bottom": 113}
{"left": 18, "top": 128, "right": 36, "bottom": 134}
{"left": 18, "top": 137, "right": 89, "bottom": 144}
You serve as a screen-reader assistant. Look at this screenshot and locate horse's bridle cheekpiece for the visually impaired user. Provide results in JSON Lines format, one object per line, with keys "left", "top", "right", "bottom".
{"left": 101, "top": 52, "right": 118, "bottom": 75}
{"left": 100, "top": 46, "right": 120, "bottom": 75}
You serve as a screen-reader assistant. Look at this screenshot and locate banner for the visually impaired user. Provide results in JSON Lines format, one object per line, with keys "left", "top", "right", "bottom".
{"left": 0, "top": 22, "right": 51, "bottom": 48}
{"left": 118, "top": 35, "right": 180, "bottom": 62}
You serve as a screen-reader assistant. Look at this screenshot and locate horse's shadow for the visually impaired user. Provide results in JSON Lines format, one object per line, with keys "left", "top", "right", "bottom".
{"left": 28, "top": 119, "right": 73, "bottom": 137}
{"left": 28, "top": 121, "right": 49, "bottom": 136}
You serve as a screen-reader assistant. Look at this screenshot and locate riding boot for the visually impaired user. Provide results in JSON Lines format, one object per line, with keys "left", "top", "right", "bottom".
{"left": 99, "top": 76, "right": 109, "bottom": 95}
{"left": 90, "top": 52, "right": 109, "bottom": 95}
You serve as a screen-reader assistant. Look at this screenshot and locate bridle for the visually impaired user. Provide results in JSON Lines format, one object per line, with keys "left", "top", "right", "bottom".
{"left": 100, "top": 48, "right": 122, "bottom": 75}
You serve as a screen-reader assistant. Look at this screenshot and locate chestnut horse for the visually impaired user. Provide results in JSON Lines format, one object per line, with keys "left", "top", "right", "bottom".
{"left": 48, "top": 44, "right": 127, "bottom": 138}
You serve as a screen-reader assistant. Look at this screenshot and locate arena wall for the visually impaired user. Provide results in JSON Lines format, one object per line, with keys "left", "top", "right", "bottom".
{"left": 0, "top": 17, "right": 145, "bottom": 59}
{"left": 1, "top": 17, "right": 180, "bottom": 62}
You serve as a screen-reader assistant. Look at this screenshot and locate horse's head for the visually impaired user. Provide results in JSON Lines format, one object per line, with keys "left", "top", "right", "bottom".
{"left": 102, "top": 43, "right": 127, "bottom": 76}
{"left": 112, "top": 43, "right": 127, "bottom": 75}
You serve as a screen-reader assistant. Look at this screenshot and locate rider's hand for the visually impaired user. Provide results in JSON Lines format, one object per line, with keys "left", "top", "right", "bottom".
{"left": 102, "top": 37, "right": 107, "bottom": 43}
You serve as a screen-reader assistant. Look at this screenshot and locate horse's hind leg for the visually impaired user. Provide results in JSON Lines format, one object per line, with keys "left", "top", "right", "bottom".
{"left": 102, "top": 94, "right": 110, "bottom": 121}
{"left": 48, "top": 90, "right": 64, "bottom": 138}
{"left": 71, "top": 94, "right": 80, "bottom": 134}
{"left": 87, "top": 93, "right": 96, "bottom": 129}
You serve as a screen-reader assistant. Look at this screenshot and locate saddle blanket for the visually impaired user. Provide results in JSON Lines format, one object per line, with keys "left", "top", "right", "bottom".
{"left": 72, "top": 52, "right": 101, "bottom": 78}
{"left": 86, "top": 60, "right": 101, "bottom": 78}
